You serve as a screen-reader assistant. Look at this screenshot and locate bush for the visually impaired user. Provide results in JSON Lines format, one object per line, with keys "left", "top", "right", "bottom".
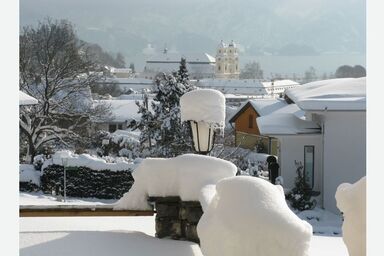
{"left": 286, "top": 162, "right": 316, "bottom": 211}
{"left": 40, "top": 165, "right": 134, "bottom": 199}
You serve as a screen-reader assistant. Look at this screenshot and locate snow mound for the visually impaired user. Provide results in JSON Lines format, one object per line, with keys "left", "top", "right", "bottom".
{"left": 197, "top": 176, "right": 312, "bottom": 256}
{"left": 42, "top": 150, "right": 135, "bottom": 172}
{"left": 114, "top": 154, "right": 237, "bottom": 210}
{"left": 180, "top": 89, "right": 225, "bottom": 127}
{"left": 19, "top": 164, "right": 41, "bottom": 185}
{"left": 335, "top": 176, "right": 366, "bottom": 256}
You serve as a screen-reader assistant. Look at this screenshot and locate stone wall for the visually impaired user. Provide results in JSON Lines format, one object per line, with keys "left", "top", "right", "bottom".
{"left": 149, "top": 196, "right": 203, "bottom": 243}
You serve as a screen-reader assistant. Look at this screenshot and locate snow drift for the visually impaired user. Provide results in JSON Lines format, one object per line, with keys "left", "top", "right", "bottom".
{"left": 335, "top": 176, "right": 366, "bottom": 256}
{"left": 114, "top": 154, "right": 237, "bottom": 210}
{"left": 197, "top": 176, "right": 313, "bottom": 256}
{"left": 180, "top": 89, "right": 225, "bottom": 128}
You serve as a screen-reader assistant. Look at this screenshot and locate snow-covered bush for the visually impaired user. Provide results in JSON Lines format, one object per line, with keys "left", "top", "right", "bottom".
{"left": 197, "top": 176, "right": 312, "bottom": 256}
{"left": 335, "top": 176, "right": 366, "bottom": 256}
{"left": 287, "top": 162, "right": 316, "bottom": 211}
{"left": 114, "top": 154, "right": 237, "bottom": 210}
{"left": 33, "top": 154, "right": 46, "bottom": 171}
{"left": 19, "top": 164, "right": 41, "bottom": 192}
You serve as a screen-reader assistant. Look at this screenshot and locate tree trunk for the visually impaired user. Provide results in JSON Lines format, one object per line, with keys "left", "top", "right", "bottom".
{"left": 26, "top": 136, "right": 36, "bottom": 164}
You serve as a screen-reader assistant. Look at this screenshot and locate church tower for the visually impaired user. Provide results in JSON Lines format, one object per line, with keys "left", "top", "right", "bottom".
{"left": 215, "top": 40, "right": 240, "bottom": 79}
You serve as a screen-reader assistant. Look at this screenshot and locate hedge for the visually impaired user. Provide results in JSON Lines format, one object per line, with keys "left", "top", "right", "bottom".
{"left": 40, "top": 165, "right": 134, "bottom": 199}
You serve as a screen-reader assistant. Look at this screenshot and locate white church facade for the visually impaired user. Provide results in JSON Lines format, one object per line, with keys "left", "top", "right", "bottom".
{"left": 215, "top": 40, "right": 240, "bottom": 79}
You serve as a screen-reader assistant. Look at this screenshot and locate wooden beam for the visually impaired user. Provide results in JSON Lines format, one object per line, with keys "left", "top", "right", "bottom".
{"left": 20, "top": 207, "right": 154, "bottom": 217}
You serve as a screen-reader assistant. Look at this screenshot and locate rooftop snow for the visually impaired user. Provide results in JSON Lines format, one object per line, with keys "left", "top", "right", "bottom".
{"left": 285, "top": 77, "right": 366, "bottom": 111}
{"left": 19, "top": 91, "right": 38, "bottom": 105}
{"left": 257, "top": 113, "right": 321, "bottom": 135}
{"left": 249, "top": 98, "right": 305, "bottom": 118}
{"left": 146, "top": 52, "right": 216, "bottom": 63}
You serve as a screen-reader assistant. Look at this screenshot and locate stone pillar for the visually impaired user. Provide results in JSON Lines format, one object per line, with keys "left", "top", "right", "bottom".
{"left": 149, "top": 196, "right": 203, "bottom": 243}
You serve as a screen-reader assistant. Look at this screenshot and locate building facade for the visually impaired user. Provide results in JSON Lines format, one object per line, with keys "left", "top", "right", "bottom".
{"left": 215, "top": 40, "right": 240, "bottom": 79}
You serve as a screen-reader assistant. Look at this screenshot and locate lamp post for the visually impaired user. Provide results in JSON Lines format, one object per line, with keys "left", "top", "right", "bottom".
{"left": 61, "top": 157, "right": 68, "bottom": 202}
{"left": 180, "top": 89, "right": 225, "bottom": 155}
{"left": 189, "top": 120, "right": 216, "bottom": 154}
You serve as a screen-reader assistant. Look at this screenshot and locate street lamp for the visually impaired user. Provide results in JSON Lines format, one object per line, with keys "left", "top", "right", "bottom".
{"left": 61, "top": 157, "right": 68, "bottom": 202}
{"left": 188, "top": 120, "right": 216, "bottom": 154}
{"left": 180, "top": 89, "right": 225, "bottom": 155}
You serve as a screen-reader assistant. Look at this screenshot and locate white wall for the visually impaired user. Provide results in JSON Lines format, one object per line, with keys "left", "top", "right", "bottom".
{"left": 276, "top": 135, "right": 323, "bottom": 205}
{"left": 321, "top": 111, "right": 366, "bottom": 213}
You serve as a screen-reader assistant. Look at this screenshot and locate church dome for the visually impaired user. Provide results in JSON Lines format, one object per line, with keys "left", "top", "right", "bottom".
{"left": 228, "top": 40, "right": 236, "bottom": 48}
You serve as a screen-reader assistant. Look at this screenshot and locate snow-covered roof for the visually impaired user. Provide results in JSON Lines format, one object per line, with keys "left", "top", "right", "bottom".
{"left": 285, "top": 77, "right": 366, "bottom": 111}
{"left": 147, "top": 52, "right": 215, "bottom": 64}
{"left": 256, "top": 113, "right": 321, "bottom": 135}
{"left": 228, "top": 98, "right": 304, "bottom": 123}
{"left": 196, "top": 79, "right": 268, "bottom": 95}
{"left": 249, "top": 98, "right": 305, "bottom": 118}
{"left": 93, "top": 99, "right": 150, "bottom": 123}
{"left": 19, "top": 91, "right": 38, "bottom": 105}
{"left": 262, "top": 79, "right": 300, "bottom": 88}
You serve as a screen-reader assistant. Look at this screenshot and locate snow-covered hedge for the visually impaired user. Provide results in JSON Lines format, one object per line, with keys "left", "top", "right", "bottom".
{"left": 39, "top": 150, "right": 136, "bottom": 199}
{"left": 40, "top": 165, "right": 134, "bottom": 199}
{"left": 42, "top": 150, "right": 135, "bottom": 172}
{"left": 197, "top": 176, "right": 312, "bottom": 256}
{"left": 335, "top": 176, "right": 366, "bottom": 256}
{"left": 114, "top": 154, "right": 237, "bottom": 210}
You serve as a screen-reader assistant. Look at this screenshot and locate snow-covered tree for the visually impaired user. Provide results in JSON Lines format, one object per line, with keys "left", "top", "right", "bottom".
{"left": 287, "top": 161, "right": 317, "bottom": 211}
{"left": 19, "top": 18, "right": 111, "bottom": 163}
{"left": 133, "top": 58, "right": 195, "bottom": 157}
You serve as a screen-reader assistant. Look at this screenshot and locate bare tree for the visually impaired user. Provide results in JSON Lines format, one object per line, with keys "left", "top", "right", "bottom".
{"left": 239, "top": 61, "right": 264, "bottom": 79}
{"left": 19, "top": 18, "right": 111, "bottom": 162}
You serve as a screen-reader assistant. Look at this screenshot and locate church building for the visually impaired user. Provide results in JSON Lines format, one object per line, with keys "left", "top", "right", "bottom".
{"left": 215, "top": 40, "right": 240, "bottom": 79}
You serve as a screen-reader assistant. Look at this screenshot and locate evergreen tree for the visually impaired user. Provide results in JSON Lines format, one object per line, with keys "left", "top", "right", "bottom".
{"left": 287, "top": 161, "right": 317, "bottom": 211}
{"left": 134, "top": 59, "right": 195, "bottom": 157}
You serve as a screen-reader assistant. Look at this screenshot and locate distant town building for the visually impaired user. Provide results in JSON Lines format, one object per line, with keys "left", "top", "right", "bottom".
{"left": 215, "top": 40, "right": 240, "bottom": 79}
{"left": 109, "top": 67, "right": 133, "bottom": 78}
{"left": 140, "top": 48, "right": 216, "bottom": 80}
{"left": 195, "top": 78, "right": 299, "bottom": 97}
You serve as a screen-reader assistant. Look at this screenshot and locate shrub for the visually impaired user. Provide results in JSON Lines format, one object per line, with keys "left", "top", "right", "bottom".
{"left": 40, "top": 165, "right": 134, "bottom": 199}
{"left": 287, "top": 162, "right": 316, "bottom": 211}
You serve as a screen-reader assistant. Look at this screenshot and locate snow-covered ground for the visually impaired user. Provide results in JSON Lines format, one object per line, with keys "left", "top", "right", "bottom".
{"left": 19, "top": 192, "right": 348, "bottom": 256}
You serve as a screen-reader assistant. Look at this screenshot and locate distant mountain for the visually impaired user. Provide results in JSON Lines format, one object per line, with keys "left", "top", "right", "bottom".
{"left": 20, "top": 0, "right": 365, "bottom": 71}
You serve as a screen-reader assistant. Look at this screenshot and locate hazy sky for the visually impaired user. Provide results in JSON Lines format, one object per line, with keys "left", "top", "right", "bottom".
{"left": 19, "top": 0, "right": 366, "bottom": 75}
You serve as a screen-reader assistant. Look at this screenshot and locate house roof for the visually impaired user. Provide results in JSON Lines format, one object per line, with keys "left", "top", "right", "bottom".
{"left": 228, "top": 98, "right": 304, "bottom": 123}
{"left": 285, "top": 77, "right": 366, "bottom": 111}
{"left": 19, "top": 91, "right": 38, "bottom": 105}
{"left": 93, "top": 99, "right": 153, "bottom": 123}
{"left": 256, "top": 113, "right": 321, "bottom": 135}
{"left": 146, "top": 52, "right": 216, "bottom": 64}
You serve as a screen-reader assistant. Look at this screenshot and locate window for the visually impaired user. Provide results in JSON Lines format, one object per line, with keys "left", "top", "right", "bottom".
{"left": 118, "top": 124, "right": 123, "bottom": 130}
{"left": 109, "top": 124, "right": 117, "bottom": 133}
{"left": 218, "top": 65, "right": 221, "bottom": 71}
{"left": 304, "top": 146, "right": 315, "bottom": 188}
{"left": 248, "top": 114, "right": 254, "bottom": 128}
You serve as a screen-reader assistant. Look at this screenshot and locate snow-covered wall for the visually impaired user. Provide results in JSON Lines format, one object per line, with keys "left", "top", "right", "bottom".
{"left": 321, "top": 111, "right": 366, "bottom": 213}
{"left": 114, "top": 154, "right": 237, "bottom": 210}
{"left": 197, "top": 176, "right": 312, "bottom": 256}
{"left": 335, "top": 176, "right": 366, "bottom": 256}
